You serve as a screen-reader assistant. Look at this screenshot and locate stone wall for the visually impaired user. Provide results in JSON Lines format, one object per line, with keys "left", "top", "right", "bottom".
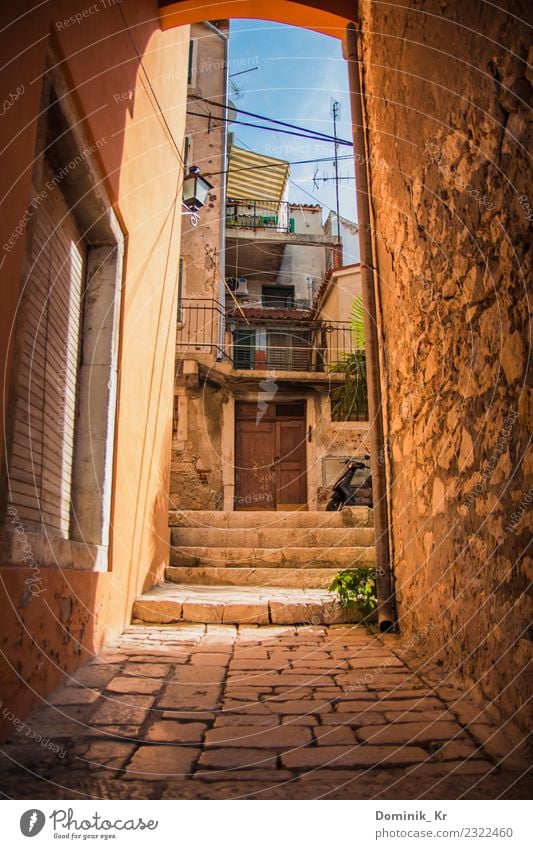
{"left": 358, "top": 0, "right": 531, "bottom": 732}
{"left": 311, "top": 392, "right": 370, "bottom": 508}
{"left": 181, "top": 22, "right": 226, "bottom": 301}
{"left": 170, "top": 378, "right": 227, "bottom": 510}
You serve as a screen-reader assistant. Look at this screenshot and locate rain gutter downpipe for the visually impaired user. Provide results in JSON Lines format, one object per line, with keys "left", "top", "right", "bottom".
{"left": 345, "top": 19, "right": 395, "bottom": 632}
{"left": 202, "top": 20, "right": 228, "bottom": 358}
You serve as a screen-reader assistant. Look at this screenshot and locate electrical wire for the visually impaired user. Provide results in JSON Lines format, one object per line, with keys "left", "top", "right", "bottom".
{"left": 187, "top": 109, "right": 353, "bottom": 147}
{"left": 118, "top": 6, "right": 186, "bottom": 166}
{"left": 235, "top": 135, "right": 349, "bottom": 222}
{"left": 205, "top": 154, "right": 354, "bottom": 178}
{"left": 197, "top": 95, "right": 353, "bottom": 147}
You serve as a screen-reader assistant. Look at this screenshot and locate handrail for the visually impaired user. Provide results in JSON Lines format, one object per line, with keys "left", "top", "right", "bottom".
{"left": 176, "top": 299, "right": 363, "bottom": 374}
{"left": 225, "top": 197, "right": 293, "bottom": 233}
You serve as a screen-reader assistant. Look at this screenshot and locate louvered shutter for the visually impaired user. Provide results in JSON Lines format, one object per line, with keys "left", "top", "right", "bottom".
{"left": 8, "top": 162, "right": 86, "bottom": 537}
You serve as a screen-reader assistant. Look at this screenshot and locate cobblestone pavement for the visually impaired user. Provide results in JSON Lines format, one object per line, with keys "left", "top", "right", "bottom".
{"left": 0, "top": 624, "right": 530, "bottom": 799}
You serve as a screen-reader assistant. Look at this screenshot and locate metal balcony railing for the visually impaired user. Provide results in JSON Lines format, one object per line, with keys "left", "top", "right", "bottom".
{"left": 176, "top": 298, "right": 227, "bottom": 360}
{"left": 176, "top": 299, "right": 363, "bottom": 374}
{"left": 226, "top": 197, "right": 294, "bottom": 234}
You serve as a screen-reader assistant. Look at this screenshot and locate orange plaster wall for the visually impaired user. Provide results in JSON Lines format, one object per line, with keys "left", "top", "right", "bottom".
{"left": 0, "top": 0, "right": 189, "bottom": 738}
{"left": 158, "top": 0, "right": 353, "bottom": 37}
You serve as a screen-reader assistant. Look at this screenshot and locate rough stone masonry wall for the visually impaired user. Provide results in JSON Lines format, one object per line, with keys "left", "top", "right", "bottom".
{"left": 358, "top": 0, "right": 531, "bottom": 732}
{"left": 170, "top": 380, "right": 226, "bottom": 510}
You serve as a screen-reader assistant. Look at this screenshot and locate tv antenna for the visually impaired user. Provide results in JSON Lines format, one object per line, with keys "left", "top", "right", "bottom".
{"left": 331, "top": 99, "right": 341, "bottom": 239}
{"left": 229, "top": 65, "right": 259, "bottom": 100}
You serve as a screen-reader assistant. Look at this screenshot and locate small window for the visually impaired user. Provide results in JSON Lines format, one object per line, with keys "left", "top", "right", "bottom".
{"left": 276, "top": 402, "right": 305, "bottom": 418}
{"left": 233, "top": 327, "right": 256, "bottom": 369}
{"left": 177, "top": 257, "right": 184, "bottom": 321}
{"left": 187, "top": 40, "right": 196, "bottom": 86}
{"left": 262, "top": 285, "right": 295, "bottom": 308}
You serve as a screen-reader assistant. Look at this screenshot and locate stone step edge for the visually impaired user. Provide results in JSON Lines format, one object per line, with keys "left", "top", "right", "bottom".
{"left": 169, "top": 530, "right": 375, "bottom": 547}
{"left": 169, "top": 545, "right": 376, "bottom": 557}
{"left": 168, "top": 508, "right": 374, "bottom": 528}
{"left": 164, "top": 566, "right": 339, "bottom": 588}
{"left": 132, "top": 595, "right": 359, "bottom": 626}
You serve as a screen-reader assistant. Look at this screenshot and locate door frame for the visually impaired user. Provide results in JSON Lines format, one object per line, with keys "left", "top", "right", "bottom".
{"left": 232, "top": 395, "right": 310, "bottom": 511}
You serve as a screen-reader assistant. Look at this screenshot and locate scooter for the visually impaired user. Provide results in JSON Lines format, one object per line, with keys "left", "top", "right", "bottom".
{"left": 326, "top": 455, "right": 373, "bottom": 511}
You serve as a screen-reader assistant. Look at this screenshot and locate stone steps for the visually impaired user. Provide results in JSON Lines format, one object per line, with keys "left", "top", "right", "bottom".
{"left": 165, "top": 566, "right": 339, "bottom": 588}
{"left": 168, "top": 507, "right": 372, "bottom": 529}
{"left": 132, "top": 507, "right": 376, "bottom": 625}
{"left": 169, "top": 545, "right": 375, "bottom": 569}
{"left": 170, "top": 526, "right": 375, "bottom": 548}
{"left": 132, "top": 583, "right": 359, "bottom": 626}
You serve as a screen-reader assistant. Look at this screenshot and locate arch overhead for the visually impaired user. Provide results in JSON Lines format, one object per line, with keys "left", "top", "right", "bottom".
{"left": 158, "top": 0, "right": 355, "bottom": 38}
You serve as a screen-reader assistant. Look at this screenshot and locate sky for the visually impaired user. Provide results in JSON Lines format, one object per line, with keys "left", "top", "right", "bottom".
{"left": 227, "top": 20, "right": 357, "bottom": 224}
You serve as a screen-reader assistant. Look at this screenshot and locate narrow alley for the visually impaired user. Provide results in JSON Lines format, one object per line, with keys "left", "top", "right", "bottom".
{"left": 1, "top": 622, "right": 530, "bottom": 799}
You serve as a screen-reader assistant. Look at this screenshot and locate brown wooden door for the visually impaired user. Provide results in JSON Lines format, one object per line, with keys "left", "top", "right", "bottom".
{"left": 235, "top": 403, "right": 307, "bottom": 510}
{"left": 275, "top": 419, "right": 307, "bottom": 509}
{"left": 235, "top": 420, "right": 276, "bottom": 510}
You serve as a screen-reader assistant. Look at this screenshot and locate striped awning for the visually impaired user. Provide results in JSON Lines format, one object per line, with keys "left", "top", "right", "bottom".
{"left": 226, "top": 146, "right": 290, "bottom": 203}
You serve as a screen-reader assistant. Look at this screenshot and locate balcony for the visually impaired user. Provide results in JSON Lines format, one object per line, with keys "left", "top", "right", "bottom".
{"left": 225, "top": 198, "right": 341, "bottom": 285}
{"left": 176, "top": 299, "right": 361, "bottom": 375}
{"left": 226, "top": 197, "right": 294, "bottom": 233}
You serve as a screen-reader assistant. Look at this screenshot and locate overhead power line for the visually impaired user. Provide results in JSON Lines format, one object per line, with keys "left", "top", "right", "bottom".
{"left": 205, "top": 154, "right": 354, "bottom": 178}
{"left": 187, "top": 109, "right": 354, "bottom": 147}
{"left": 193, "top": 96, "right": 353, "bottom": 147}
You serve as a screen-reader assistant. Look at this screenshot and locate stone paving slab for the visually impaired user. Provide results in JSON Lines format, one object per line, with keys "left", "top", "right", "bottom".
{"left": 0, "top": 624, "right": 531, "bottom": 800}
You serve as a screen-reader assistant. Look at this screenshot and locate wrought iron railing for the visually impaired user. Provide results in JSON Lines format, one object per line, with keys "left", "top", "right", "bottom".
{"left": 176, "top": 299, "right": 363, "bottom": 375}
{"left": 176, "top": 298, "right": 227, "bottom": 360}
{"left": 226, "top": 197, "right": 294, "bottom": 234}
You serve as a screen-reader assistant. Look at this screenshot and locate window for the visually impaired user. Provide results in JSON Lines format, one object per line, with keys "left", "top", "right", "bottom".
{"left": 233, "top": 328, "right": 256, "bottom": 369}
{"left": 183, "top": 136, "right": 192, "bottom": 168}
{"left": 266, "top": 330, "right": 311, "bottom": 371}
{"left": 4, "top": 66, "right": 123, "bottom": 569}
{"left": 262, "top": 285, "right": 295, "bottom": 308}
{"left": 187, "top": 39, "right": 197, "bottom": 86}
{"left": 8, "top": 158, "right": 87, "bottom": 537}
{"left": 177, "top": 257, "right": 184, "bottom": 322}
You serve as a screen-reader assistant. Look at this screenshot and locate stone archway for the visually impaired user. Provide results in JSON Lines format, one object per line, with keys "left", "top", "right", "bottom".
{"left": 158, "top": 0, "right": 354, "bottom": 37}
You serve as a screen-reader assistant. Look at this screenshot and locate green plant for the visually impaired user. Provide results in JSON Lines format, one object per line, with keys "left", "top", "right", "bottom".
{"left": 330, "top": 350, "right": 368, "bottom": 420}
{"left": 350, "top": 294, "right": 366, "bottom": 349}
{"left": 329, "top": 296, "right": 368, "bottom": 420}
{"left": 328, "top": 566, "right": 377, "bottom": 618}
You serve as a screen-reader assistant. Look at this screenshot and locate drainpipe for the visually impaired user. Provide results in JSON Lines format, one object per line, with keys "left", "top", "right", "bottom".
{"left": 345, "top": 20, "right": 395, "bottom": 632}
{"left": 202, "top": 20, "right": 228, "bottom": 357}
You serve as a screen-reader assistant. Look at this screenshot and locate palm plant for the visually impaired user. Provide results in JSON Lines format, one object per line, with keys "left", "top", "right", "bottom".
{"left": 330, "top": 296, "right": 368, "bottom": 421}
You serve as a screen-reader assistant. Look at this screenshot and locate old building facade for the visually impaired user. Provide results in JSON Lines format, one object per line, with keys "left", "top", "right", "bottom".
{"left": 171, "top": 123, "right": 369, "bottom": 513}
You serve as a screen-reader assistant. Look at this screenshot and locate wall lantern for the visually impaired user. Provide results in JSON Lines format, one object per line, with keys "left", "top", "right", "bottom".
{"left": 182, "top": 165, "right": 214, "bottom": 226}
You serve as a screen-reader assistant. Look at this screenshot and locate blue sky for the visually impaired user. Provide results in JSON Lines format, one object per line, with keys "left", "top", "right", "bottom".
{"left": 228, "top": 20, "right": 357, "bottom": 223}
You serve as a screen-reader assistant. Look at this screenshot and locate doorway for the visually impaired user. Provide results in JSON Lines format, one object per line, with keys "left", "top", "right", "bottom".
{"left": 235, "top": 401, "right": 307, "bottom": 510}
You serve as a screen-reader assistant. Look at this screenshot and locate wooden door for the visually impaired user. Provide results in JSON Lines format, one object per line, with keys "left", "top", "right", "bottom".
{"left": 235, "top": 420, "right": 276, "bottom": 510}
{"left": 275, "top": 419, "right": 307, "bottom": 509}
{"left": 235, "top": 402, "right": 307, "bottom": 510}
